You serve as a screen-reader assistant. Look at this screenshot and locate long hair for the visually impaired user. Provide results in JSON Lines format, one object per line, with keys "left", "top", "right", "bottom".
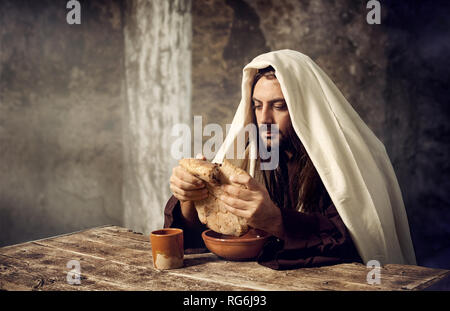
{"left": 251, "top": 66, "right": 330, "bottom": 214}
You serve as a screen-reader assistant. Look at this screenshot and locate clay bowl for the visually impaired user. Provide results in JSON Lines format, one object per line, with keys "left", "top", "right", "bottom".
{"left": 201, "top": 228, "right": 271, "bottom": 261}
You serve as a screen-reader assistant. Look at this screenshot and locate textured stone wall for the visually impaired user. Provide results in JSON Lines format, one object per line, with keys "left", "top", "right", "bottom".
{"left": 382, "top": 1, "right": 450, "bottom": 268}
{"left": 192, "top": 0, "right": 268, "bottom": 139}
{"left": 192, "top": 0, "right": 386, "bottom": 144}
{"left": 0, "top": 0, "right": 192, "bottom": 246}
{"left": 191, "top": 0, "right": 450, "bottom": 267}
{"left": 123, "top": 0, "right": 192, "bottom": 235}
{"left": 0, "top": 0, "right": 125, "bottom": 246}
{"left": 1, "top": 0, "right": 448, "bottom": 268}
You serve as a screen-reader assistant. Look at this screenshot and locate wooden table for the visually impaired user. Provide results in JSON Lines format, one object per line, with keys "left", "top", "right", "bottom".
{"left": 1, "top": 225, "right": 449, "bottom": 291}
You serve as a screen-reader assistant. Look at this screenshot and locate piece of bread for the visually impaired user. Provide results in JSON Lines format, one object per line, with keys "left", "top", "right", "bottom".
{"left": 178, "top": 158, "right": 250, "bottom": 236}
{"left": 178, "top": 158, "right": 221, "bottom": 185}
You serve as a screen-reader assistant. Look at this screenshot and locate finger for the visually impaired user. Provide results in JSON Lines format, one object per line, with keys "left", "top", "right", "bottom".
{"left": 221, "top": 202, "right": 251, "bottom": 219}
{"left": 195, "top": 153, "right": 207, "bottom": 160}
{"left": 170, "top": 185, "right": 208, "bottom": 198}
{"left": 171, "top": 174, "right": 205, "bottom": 190}
{"left": 221, "top": 184, "right": 254, "bottom": 201}
{"left": 218, "top": 193, "right": 248, "bottom": 210}
{"left": 175, "top": 194, "right": 208, "bottom": 202}
{"left": 170, "top": 185, "right": 208, "bottom": 201}
{"left": 174, "top": 166, "right": 205, "bottom": 186}
{"left": 229, "top": 174, "right": 260, "bottom": 191}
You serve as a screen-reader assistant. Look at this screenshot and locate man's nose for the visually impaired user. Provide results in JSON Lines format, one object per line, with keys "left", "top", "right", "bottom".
{"left": 260, "top": 104, "right": 274, "bottom": 124}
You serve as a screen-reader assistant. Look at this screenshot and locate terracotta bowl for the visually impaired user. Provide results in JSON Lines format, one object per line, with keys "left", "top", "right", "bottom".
{"left": 201, "top": 228, "right": 271, "bottom": 261}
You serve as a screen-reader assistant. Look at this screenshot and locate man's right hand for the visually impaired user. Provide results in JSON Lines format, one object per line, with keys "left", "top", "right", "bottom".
{"left": 169, "top": 154, "right": 208, "bottom": 202}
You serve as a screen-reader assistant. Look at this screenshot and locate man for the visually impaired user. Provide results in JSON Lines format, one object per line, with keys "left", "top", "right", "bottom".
{"left": 165, "top": 50, "right": 416, "bottom": 269}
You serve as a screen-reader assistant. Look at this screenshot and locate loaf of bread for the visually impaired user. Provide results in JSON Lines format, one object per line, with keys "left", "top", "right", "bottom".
{"left": 178, "top": 158, "right": 250, "bottom": 236}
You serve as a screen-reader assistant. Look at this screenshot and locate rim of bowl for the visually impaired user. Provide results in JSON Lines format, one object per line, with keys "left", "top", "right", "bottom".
{"left": 202, "top": 229, "right": 270, "bottom": 244}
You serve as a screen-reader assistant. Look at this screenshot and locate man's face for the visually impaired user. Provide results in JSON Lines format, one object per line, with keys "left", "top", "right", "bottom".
{"left": 252, "top": 76, "right": 293, "bottom": 150}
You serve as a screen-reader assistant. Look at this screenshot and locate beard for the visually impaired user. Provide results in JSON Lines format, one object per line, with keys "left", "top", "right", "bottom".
{"left": 258, "top": 122, "right": 327, "bottom": 213}
{"left": 258, "top": 123, "right": 301, "bottom": 160}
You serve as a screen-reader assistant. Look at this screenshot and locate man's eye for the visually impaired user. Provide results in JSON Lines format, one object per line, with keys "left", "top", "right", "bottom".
{"left": 273, "top": 104, "right": 286, "bottom": 110}
{"left": 253, "top": 103, "right": 262, "bottom": 110}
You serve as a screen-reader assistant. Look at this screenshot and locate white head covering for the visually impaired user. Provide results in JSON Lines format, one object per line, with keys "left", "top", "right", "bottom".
{"left": 213, "top": 49, "right": 416, "bottom": 265}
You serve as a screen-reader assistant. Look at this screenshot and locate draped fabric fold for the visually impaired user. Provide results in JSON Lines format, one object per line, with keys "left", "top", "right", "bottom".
{"left": 212, "top": 49, "right": 416, "bottom": 265}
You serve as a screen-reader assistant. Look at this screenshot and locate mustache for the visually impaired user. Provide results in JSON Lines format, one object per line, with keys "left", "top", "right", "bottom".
{"left": 257, "top": 124, "right": 287, "bottom": 141}
{"left": 258, "top": 123, "right": 302, "bottom": 154}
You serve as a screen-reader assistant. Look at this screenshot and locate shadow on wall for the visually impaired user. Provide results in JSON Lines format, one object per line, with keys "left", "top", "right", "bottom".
{"left": 383, "top": 0, "right": 450, "bottom": 269}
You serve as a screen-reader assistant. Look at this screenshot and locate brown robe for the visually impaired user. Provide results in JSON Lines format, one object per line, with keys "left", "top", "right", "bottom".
{"left": 164, "top": 195, "right": 362, "bottom": 270}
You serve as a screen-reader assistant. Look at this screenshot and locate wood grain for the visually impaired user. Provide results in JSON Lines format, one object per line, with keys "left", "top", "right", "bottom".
{"left": 1, "top": 226, "right": 448, "bottom": 291}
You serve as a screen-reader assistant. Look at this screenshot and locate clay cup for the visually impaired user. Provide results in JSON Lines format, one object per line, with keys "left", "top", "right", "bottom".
{"left": 150, "top": 228, "right": 184, "bottom": 270}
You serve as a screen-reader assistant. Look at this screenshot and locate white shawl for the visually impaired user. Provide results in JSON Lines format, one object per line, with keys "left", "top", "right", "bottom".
{"left": 212, "top": 49, "right": 416, "bottom": 265}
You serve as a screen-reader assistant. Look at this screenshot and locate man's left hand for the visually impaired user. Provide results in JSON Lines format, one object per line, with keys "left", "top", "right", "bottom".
{"left": 218, "top": 174, "right": 284, "bottom": 239}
